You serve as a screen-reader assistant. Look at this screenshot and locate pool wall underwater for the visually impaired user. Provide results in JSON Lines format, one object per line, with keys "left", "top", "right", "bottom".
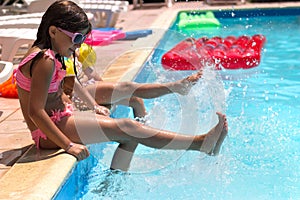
{"left": 54, "top": 7, "right": 300, "bottom": 200}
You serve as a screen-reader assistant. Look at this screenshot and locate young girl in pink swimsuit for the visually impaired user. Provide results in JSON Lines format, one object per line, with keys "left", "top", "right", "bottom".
{"left": 16, "top": 0, "right": 228, "bottom": 171}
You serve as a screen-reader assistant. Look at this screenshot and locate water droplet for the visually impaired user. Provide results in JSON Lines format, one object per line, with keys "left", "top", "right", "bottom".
{"left": 265, "top": 96, "right": 269, "bottom": 101}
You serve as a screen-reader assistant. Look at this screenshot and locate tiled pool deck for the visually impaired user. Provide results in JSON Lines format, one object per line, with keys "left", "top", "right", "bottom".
{"left": 1, "top": 1, "right": 300, "bottom": 199}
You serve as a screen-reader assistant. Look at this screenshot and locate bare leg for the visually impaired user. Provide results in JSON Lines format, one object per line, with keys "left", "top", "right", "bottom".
{"left": 114, "top": 97, "right": 146, "bottom": 118}
{"left": 129, "top": 97, "right": 146, "bottom": 118}
{"left": 104, "top": 97, "right": 146, "bottom": 171}
{"left": 85, "top": 71, "right": 203, "bottom": 105}
{"left": 130, "top": 70, "right": 203, "bottom": 97}
{"left": 195, "top": 112, "right": 227, "bottom": 154}
{"left": 108, "top": 114, "right": 227, "bottom": 171}
{"left": 110, "top": 142, "right": 138, "bottom": 171}
{"left": 211, "top": 114, "right": 228, "bottom": 155}
{"left": 47, "top": 112, "right": 226, "bottom": 171}
{"left": 108, "top": 112, "right": 227, "bottom": 170}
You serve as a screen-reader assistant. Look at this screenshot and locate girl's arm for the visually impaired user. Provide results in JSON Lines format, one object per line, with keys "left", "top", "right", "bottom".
{"left": 73, "top": 77, "right": 110, "bottom": 116}
{"left": 83, "top": 66, "right": 102, "bottom": 81}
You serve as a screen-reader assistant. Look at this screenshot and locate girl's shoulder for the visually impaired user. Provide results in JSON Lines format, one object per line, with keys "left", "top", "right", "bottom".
{"left": 19, "top": 48, "right": 62, "bottom": 77}
{"left": 29, "top": 48, "right": 61, "bottom": 69}
{"left": 20, "top": 48, "right": 55, "bottom": 66}
{"left": 43, "top": 49, "right": 56, "bottom": 60}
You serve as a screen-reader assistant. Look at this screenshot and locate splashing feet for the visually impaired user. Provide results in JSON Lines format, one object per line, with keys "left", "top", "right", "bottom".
{"left": 196, "top": 112, "right": 228, "bottom": 155}
{"left": 211, "top": 115, "right": 228, "bottom": 155}
{"left": 171, "top": 70, "right": 203, "bottom": 95}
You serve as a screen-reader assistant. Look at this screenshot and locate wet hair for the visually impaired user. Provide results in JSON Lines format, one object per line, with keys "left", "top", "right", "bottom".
{"left": 33, "top": 0, "right": 92, "bottom": 49}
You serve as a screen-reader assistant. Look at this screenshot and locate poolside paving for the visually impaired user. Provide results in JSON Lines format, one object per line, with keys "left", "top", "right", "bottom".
{"left": 1, "top": 1, "right": 300, "bottom": 199}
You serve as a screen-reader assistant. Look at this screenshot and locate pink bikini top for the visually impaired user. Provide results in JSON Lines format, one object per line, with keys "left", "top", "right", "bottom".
{"left": 15, "top": 49, "right": 66, "bottom": 93}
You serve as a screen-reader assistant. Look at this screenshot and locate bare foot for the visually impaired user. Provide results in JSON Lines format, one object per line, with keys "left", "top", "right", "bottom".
{"left": 197, "top": 112, "right": 226, "bottom": 155}
{"left": 211, "top": 115, "right": 228, "bottom": 155}
{"left": 171, "top": 70, "right": 203, "bottom": 95}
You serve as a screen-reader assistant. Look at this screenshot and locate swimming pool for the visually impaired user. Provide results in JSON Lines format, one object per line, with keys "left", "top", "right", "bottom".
{"left": 54, "top": 7, "right": 300, "bottom": 199}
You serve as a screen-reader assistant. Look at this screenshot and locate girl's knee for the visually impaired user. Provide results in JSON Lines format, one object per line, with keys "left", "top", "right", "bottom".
{"left": 129, "top": 97, "right": 144, "bottom": 107}
{"left": 118, "top": 118, "right": 142, "bottom": 134}
{"left": 118, "top": 81, "right": 134, "bottom": 90}
{"left": 119, "top": 141, "right": 138, "bottom": 151}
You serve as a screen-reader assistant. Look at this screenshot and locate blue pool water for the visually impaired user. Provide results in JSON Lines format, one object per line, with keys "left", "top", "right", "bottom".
{"left": 54, "top": 8, "right": 300, "bottom": 199}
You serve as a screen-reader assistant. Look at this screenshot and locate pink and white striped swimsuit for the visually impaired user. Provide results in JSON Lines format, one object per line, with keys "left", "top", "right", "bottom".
{"left": 15, "top": 49, "right": 65, "bottom": 93}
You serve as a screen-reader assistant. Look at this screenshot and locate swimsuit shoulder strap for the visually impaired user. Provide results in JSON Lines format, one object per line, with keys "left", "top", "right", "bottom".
{"left": 29, "top": 51, "right": 45, "bottom": 77}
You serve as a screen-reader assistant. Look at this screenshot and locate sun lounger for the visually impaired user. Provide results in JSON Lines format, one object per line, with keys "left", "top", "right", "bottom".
{"left": 204, "top": 0, "right": 245, "bottom": 5}
{"left": 23, "top": 0, "right": 57, "bottom": 13}
{"left": 0, "top": 0, "right": 55, "bottom": 14}
{"left": 0, "top": 11, "right": 95, "bottom": 29}
{"left": 1, "top": 0, "right": 128, "bottom": 28}
{"left": 133, "top": 0, "right": 173, "bottom": 9}
{"left": 0, "top": 12, "right": 44, "bottom": 29}
{"left": 0, "top": 0, "right": 21, "bottom": 15}
{"left": 79, "top": 0, "right": 128, "bottom": 7}
{"left": 0, "top": 11, "right": 43, "bottom": 20}
{"left": 76, "top": 0, "right": 129, "bottom": 28}
{"left": 0, "top": 60, "right": 13, "bottom": 84}
{"left": 0, "top": 28, "right": 36, "bottom": 62}
{"left": 0, "top": 18, "right": 41, "bottom": 28}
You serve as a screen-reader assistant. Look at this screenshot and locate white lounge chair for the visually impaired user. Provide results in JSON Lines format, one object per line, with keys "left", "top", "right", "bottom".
{"left": 2, "top": 0, "right": 128, "bottom": 28}
{"left": 0, "top": 13, "right": 42, "bottom": 28}
{"left": 0, "top": 28, "right": 36, "bottom": 62}
{"left": 204, "top": 0, "right": 245, "bottom": 5}
{"left": 0, "top": 0, "right": 56, "bottom": 15}
{"left": 80, "top": 0, "right": 128, "bottom": 7}
{"left": 0, "top": 0, "right": 21, "bottom": 15}
{"left": 0, "top": 11, "right": 43, "bottom": 20}
{"left": 1, "top": 0, "right": 128, "bottom": 28}
{"left": 0, "top": 60, "right": 13, "bottom": 84}
{"left": 0, "top": 18, "right": 41, "bottom": 28}
{"left": 22, "top": 0, "right": 57, "bottom": 13}
{"left": 76, "top": 0, "right": 129, "bottom": 28}
{"left": 0, "top": 11, "right": 95, "bottom": 29}
{"left": 133, "top": 0, "right": 173, "bottom": 9}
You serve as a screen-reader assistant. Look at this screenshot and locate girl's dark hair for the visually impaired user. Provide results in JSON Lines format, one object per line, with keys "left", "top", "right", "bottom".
{"left": 33, "top": 0, "right": 92, "bottom": 49}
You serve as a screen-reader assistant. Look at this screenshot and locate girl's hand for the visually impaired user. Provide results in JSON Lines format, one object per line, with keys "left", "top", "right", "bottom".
{"left": 94, "top": 105, "right": 110, "bottom": 116}
{"left": 66, "top": 143, "right": 90, "bottom": 161}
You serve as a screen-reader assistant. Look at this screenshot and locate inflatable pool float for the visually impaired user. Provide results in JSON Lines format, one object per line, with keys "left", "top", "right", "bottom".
{"left": 178, "top": 11, "right": 221, "bottom": 30}
{"left": 96, "top": 28, "right": 152, "bottom": 40}
{"left": 161, "top": 34, "right": 266, "bottom": 70}
{"left": 85, "top": 29, "right": 153, "bottom": 45}
{"left": 84, "top": 29, "right": 126, "bottom": 46}
{"left": 0, "top": 61, "right": 18, "bottom": 98}
{"left": 122, "top": 29, "right": 153, "bottom": 40}
{"left": 0, "top": 73, "right": 18, "bottom": 98}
